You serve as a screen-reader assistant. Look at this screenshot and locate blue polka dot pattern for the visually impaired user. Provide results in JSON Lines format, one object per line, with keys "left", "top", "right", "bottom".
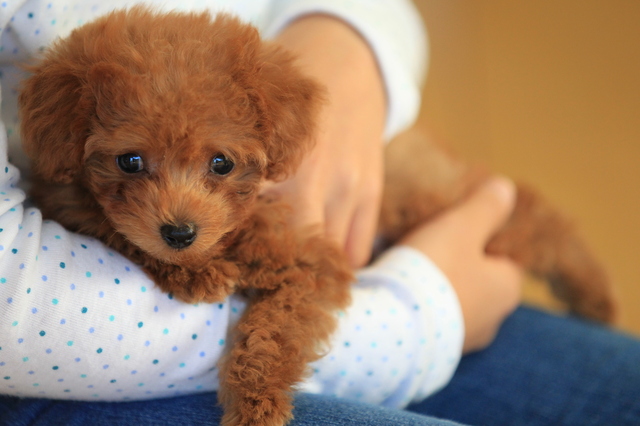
{"left": 0, "top": 211, "right": 238, "bottom": 401}
{"left": 301, "top": 247, "right": 464, "bottom": 408}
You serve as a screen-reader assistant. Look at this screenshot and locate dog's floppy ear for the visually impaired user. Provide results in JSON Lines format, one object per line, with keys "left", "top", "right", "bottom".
{"left": 19, "top": 54, "right": 136, "bottom": 184}
{"left": 19, "top": 56, "right": 97, "bottom": 184}
{"left": 250, "top": 43, "right": 324, "bottom": 181}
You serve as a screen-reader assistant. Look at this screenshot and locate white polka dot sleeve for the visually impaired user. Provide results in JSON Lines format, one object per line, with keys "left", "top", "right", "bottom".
{"left": 300, "top": 246, "right": 464, "bottom": 408}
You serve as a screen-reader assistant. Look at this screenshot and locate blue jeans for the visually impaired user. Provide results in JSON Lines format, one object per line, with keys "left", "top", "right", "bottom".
{"left": 1, "top": 306, "right": 639, "bottom": 425}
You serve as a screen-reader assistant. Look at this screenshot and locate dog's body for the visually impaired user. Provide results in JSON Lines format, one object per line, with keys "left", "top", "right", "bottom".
{"left": 19, "top": 7, "right": 616, "bottom": 426}
{"left": 381, "top": 130, "right": 616, "bottom": 323}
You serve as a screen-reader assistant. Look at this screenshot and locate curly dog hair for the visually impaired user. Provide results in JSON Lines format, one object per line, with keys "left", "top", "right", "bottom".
{"left": 19, "top": 7, "right": 617, "bottom": 425}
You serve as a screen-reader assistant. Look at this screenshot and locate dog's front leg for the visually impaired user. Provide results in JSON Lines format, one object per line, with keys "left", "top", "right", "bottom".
{"left": 218, "top": 281, "right": 348, "bottom": 425}
{"left": 218, "top": 286, "right": 311, "bottom": 426}
{"left": 219, "top": 230, "right": 352, "bottom": 425}
{"left": 141, "top": 257, "right": 240, "bottom": 303}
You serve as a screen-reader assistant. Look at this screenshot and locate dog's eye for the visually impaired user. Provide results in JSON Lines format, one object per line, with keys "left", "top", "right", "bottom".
{"left": 117, "top": 153, "right": 144, "bottom": 173}
{"left": 211, "top": 154, "right": 234, "bottom": 175}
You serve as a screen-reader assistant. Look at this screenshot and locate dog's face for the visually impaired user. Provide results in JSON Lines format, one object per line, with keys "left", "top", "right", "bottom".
{"left": 82, "top": 70, "right": 265, "bottom": 264}
{"left": 19, "top": 8, "right": 321, "bottom": 265}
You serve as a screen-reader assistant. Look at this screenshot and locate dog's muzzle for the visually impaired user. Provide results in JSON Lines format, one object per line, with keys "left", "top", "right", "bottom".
{"left": 160, "top": 223, "right": 197, "bottom": 249}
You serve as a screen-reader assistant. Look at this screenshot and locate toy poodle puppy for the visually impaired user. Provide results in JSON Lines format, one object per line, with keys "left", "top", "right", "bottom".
{"left": 20, "top": 7, "right": 352, "bottom": 426}
{"left": 19, "top": 6, "right": 617, "bottom": 426}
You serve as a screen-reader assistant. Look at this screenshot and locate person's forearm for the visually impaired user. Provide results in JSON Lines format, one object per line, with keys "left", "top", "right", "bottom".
{"left": 263, "top": 0, "right": 428, "bottom": 139}
{"left": 275, "top": 14, "right": 386, "bottom": 131}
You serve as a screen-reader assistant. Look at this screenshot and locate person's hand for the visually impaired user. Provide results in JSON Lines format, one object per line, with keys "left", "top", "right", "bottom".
{"left": 264, "top": 15, "right": 386, "bottom": 269}
{"left": 401, "top": 177, "right": 523, "bottom": 353}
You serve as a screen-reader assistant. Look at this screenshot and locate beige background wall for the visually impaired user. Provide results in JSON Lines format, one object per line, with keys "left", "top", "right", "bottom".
{"left": 412, "top": 1, "right": 640, "bottom": 335}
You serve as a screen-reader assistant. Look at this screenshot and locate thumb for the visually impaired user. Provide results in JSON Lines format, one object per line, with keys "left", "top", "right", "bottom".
{"left": 453, "top": 176, "right": 517, "bottom": 246}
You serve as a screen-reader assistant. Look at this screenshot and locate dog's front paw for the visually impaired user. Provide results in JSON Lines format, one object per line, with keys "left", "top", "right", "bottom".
{"left": 148, "top": 260, "right": 239, "bottom": 303}
{"left": 186, "top": 265, "right": 239, "bottom": 303}
{"left": 220, "top": 391, "right": 293, "bottom": 426}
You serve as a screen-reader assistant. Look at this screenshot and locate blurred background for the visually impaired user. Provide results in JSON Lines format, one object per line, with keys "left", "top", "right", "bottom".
{"left": 412, "top": 0, "right": 640, "bottom": 335}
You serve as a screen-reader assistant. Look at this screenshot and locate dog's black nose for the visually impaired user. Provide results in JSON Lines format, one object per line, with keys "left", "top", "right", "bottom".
{"left": 160, "top": 223, "right": 197, "bottom": 249}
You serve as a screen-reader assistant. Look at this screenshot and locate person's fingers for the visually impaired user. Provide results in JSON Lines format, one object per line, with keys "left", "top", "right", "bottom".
{"left": 485, "top": 257, "right": 524, "bottom": 306}
{"left": 450, "top": 176, "right": 517, "bottom": 246}
{"left": 459, "top": 258, "right": 523, "bottom": 354}
{"left": 344, "top": 192, "right": 382, "bottom": 268}
{"left": 323, "top": 182, "right": 355, "bottom": 251}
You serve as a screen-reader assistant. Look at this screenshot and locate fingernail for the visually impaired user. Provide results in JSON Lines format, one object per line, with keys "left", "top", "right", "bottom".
{"left": 486, "top": 176, "right": 516, "bottom": 204}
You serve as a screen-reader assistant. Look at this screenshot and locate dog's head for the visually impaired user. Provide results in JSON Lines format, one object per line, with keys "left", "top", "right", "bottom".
{"left": 19, "top": 8, "right": 322, "bottom": 264}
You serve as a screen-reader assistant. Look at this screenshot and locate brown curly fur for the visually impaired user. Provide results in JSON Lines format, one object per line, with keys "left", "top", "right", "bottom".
{"left": 19, "top": 7, "right": 617, "bottom": 426}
